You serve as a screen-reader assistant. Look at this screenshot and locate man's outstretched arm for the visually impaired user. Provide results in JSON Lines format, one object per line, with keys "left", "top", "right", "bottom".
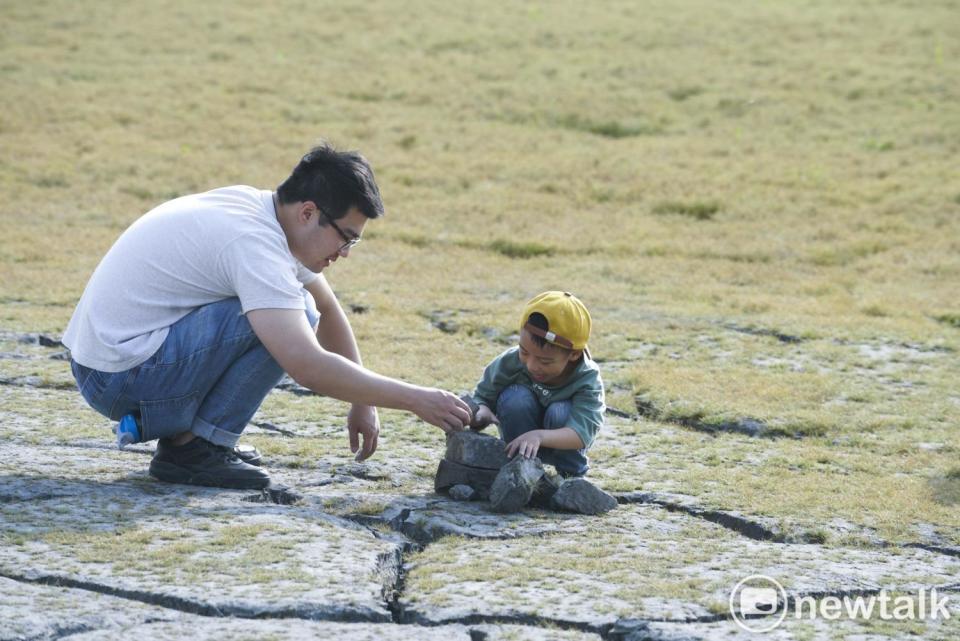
{"left": 246, "top": 306, "right": 470, "bottom": 457}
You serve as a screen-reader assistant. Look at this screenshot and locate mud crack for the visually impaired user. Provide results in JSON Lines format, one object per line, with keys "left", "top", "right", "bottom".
{"left": 0, "top": 568, "right": 391, "bottom": 623}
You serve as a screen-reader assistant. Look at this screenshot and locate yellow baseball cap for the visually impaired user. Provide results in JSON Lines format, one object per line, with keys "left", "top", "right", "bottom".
{"left": 520, "top": 291, "right": 592, "bottom": 350}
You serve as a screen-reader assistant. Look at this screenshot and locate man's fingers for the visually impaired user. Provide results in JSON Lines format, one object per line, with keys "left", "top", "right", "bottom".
{"left": 349, "top": 426, "right": 360, "bottom": 453}
{"left": 451, "top": 406, "right": 470, "bottom": 427}
{"left": 354, "top": 426, "right": 378, "bottom": 462}
{"left": 449, "top": 396, "right": 472, "bottom": 427}
{"left": 356, "top": 441, "right": 373, "bottom": 461}
{"left": 366, "top": 428, "right": 379, "bottom": 457}
{"left": 357, "top": 438, "right": 371, "bottom": 461}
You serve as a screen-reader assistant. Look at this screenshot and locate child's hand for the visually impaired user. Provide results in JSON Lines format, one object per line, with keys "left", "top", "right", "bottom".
{"left": 470, "top": 404, "right": 500, "bottom": 430}
{"left": 505, "top": 431, "right": 543, "bottom": 459}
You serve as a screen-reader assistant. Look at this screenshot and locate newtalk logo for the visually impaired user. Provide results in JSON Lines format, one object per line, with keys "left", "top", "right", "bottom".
{"left": 730, "top": 575, "right": 952, "bottom": 633}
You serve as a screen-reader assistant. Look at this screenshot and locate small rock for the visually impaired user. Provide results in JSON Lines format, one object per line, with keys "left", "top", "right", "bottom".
{"left": 445, "top": 431, "right": 509, "bottom": 470}
{"left": 274, "top": 375, "right": 314, "bottom": 396}
{"left": 303, "top": 475, "right": 353, "bottom": 487}
{"left": 735, "top": 418, "right": 766, "bottom": 437}
{"left": 435, "top": 459, "right": 500, "bottom": 497}
{"left": 341, "top": 463, "right": 388, "bottom": 480}
{"left": 550, "top": 477, "right": 618, "bottom": 515}
{"left": 427, "top": 310, "right": 460, "bottom": 334}
{"left": 529, "top": 473, "right": 561, "bottom": 509}
{"left": 489, "top": 457, "right": 545, "bottom": 513}
{"left": 448, "top": 484, "right": 476, "bottom": 501}
{"left": 38, "top": 334, "right": 63, "bottom": 348}
{"left": 243, "top": 483, "right": 303, "bottom": 505}
{"left": 607, "top": 619, "right": 652, "bottom": 641}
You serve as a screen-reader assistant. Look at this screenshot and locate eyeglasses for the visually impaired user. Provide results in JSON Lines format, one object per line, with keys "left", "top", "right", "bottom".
{"left": 317, "top": 206, "right": 362, "bottom": 254}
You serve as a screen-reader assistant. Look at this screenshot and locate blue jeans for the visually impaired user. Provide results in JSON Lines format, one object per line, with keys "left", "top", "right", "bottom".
{"left": 70, "top": 295, "right": 318, "bottom": 448}
{"left": 496, "top": 384, "right": 589, "bottom": 477}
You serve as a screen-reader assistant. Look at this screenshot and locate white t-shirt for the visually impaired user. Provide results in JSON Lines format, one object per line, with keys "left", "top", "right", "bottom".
{"left": 63, "top": 186, "right": 318, "bottom": 372}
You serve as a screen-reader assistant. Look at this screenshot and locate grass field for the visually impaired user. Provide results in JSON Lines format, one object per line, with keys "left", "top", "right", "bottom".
{"left": 2, "top": 0, "right": 959, "bottom": 553}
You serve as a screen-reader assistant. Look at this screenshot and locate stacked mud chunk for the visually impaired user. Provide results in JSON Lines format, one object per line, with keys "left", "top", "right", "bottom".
{"left": 435, "top": 430, "right": 617, "bottom": 515}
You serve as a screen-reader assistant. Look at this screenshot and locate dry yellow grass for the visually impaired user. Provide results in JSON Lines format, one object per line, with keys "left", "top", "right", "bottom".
{"left": 2, "top": 0, "right": 959, "bottom": 544}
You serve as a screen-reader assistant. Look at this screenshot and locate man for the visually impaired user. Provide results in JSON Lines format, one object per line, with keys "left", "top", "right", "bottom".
{"left": 64, "top": 144, "right": 471, "bottom": 489}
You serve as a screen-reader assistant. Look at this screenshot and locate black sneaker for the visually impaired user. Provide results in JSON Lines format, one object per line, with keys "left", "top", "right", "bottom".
{"left": 149, "top": 437, "right": 270, "bottom": 489}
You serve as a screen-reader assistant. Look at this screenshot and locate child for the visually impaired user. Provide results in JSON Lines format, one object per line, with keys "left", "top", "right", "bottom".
{"left": 469, "top": 291, "right": 605, "bottom": 477}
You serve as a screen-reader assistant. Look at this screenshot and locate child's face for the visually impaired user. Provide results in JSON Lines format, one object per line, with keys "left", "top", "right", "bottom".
{"left": 518, "top": 329, "right": 583, "bottom": 386}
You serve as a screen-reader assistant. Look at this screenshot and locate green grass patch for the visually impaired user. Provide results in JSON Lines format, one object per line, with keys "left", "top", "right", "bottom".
{"left": 554, "top": 113, "right": 664, "bottom": 138}
{"left": 936, "top": 314, "right": 960, "bottom": 329}
{"left": 487, "top": 239, "right": 556, "bottom": 259}
{"left": 652, "top": 200, "right": 722, "bottom": 220}
{"left": 667, "top": 86, "right": 703, "bottom": 102}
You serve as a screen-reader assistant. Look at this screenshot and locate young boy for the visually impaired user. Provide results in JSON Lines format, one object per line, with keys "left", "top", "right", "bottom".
{"left": 469, "top": 291, "right": 605, "bottom": 477}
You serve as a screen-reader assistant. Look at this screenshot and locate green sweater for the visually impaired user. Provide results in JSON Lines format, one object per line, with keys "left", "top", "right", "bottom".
{"left": 472, "top": 347, "right": 605, "bottom": 449}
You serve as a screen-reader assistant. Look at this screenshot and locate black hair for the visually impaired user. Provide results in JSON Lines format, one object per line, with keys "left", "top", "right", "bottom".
{"left": 276, "top": 143, "right": 384, "bottom": 222}
{"left": 525, "top": 312, "right": 555, "bottom": 350}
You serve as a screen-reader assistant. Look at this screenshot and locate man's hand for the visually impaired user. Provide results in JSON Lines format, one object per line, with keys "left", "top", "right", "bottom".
{"left": 410, "top": 389, "right": 471, "bottom": 433}
{"left": 505, "top": 430, "right": 544, "bottom": 459}
{"left": 347, "top": 404, "right": 380, "bottom": 461}
{"left": 470, "top": 404, "right": 500, "bottom": 431}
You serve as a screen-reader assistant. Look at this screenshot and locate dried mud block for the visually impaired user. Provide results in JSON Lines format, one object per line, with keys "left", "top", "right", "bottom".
{"left": 489, "top": 457, "right": 545, "bottom": 513}
{"left": 445, "top": 430, "right": 509, "bottom": 470}
{"left": 435, "top": 459, "right": 500, "bottom": 498}
{"left": 551, "top": 478, "right": 618, "bottom": 515}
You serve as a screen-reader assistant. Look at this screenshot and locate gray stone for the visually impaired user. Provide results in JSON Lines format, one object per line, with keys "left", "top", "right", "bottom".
{"left": 448, "top": 484, "right": 476, "bottom": 501}
{"left": 550, "top": 478, "right": 618, "bottom": 515}
{"left": 489, "top": 457, "right": 545, "bottom": 513}
{"left": 529, "top": 473, "right": 561, "bottom": 509}
{"left": 445, "top": 430, "right": 510, "bottom": 470}
{"left": 242, "top": 483, "right": 303, "bottom": 505}
{"left": 435, "top": 459, "right": 500, "bottom": 497}
{"left": 377, "top": 495, "right": 588, "bottom": 543}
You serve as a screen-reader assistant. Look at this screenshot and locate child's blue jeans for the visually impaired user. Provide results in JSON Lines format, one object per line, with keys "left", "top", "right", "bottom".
{"left": 496, "top": 384, "right": 589, "bottom": 477}
{"left": 70, "top": 295, "right": 318, "bottom": 448}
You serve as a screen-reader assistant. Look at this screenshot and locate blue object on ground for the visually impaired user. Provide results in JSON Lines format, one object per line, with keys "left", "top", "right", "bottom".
{"left": 117, "top": 414, "right": 141, "bottom": 449}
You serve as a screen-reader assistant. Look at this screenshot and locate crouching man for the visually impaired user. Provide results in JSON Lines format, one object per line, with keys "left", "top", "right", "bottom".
{"left": 64, "top": 144, "right": 471, "bottom": 489}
